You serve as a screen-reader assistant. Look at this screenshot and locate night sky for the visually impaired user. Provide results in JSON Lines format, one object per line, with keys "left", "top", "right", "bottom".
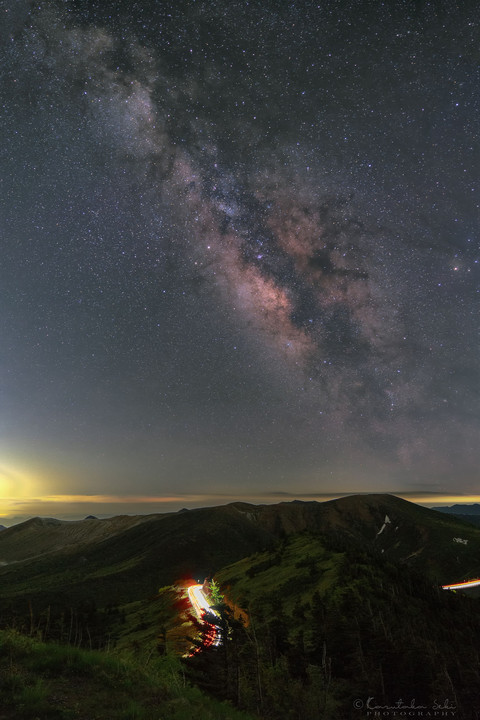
{"left": 1, "top": 0, "right": 479, "bottom": 521}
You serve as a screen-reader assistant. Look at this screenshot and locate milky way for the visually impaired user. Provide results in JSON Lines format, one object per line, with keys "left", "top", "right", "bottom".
{"left": 0, "top": 0, "right": 479, "bottom": 507}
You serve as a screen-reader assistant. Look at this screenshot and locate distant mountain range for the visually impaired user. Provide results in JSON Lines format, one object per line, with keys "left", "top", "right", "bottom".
{"left": 431, "top": 503, "right": 480, "bottom": 515}
{"left": 430, "top": 504, "right": 480, "bottom": 528}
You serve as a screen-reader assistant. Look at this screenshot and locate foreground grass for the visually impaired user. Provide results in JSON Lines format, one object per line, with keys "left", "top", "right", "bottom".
{"left": 0, "top": 629, "right": 256, "bottom": 720}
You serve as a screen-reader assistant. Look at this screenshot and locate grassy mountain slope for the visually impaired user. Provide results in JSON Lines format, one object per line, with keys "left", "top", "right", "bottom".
{"left": 0, "top": 628, "right": 255, "bottom": 720}
{"left": 317, "top": 494, "right": 480, "bottom": 582}
{"left": 0, "top": 515, "right": 158, "bottom": 563}
{"left": 211, "top": 525, "right": 480, "bottom": 719}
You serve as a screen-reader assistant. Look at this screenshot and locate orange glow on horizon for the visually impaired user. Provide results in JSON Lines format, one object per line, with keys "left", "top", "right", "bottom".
{"left": 21, "top": 494, "right": 209, "bottom": 504}
{"left": 403, "top": 494, "right": 480, "bottom": 507}
{"left": 2, "top": 491, "right": 480, "bottom": 521}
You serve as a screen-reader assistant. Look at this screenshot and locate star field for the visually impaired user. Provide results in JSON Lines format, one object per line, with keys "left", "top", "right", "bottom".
{"left": 0, "top": 0, "right": 479, "bottom": 518}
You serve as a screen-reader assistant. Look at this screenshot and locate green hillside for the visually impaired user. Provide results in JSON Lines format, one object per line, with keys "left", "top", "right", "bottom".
{"left": 0, "top": 628, "right": 255, "bottom": 720}
{"left": 210, "top": 528, "right": 480, "bottom": 719}
{"left": 218, "top": 533, "right": 343, "bottom": 614}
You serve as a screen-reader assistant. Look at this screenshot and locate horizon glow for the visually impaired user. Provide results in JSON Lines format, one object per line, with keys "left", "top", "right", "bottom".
{"left": 2, "top": 492, "right": 480, "bottom": 526}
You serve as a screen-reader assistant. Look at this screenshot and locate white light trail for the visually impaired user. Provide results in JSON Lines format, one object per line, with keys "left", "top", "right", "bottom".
{"left": 187, "top": 584, "right": 221, "bottom": 650}
{"left": 442, "top": 578, "right": 480, "bottom": 590}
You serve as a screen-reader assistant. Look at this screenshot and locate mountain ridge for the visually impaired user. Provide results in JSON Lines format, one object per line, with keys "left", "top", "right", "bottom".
{"left": 0, "top": 493, "right": 478, "bottom": 612}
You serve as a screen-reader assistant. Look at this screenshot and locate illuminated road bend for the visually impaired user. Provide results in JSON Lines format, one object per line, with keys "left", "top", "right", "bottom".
{"left": 187, "top": 585, "right": 203, "bottom": 618}
{"left": 442, "top": 579, "right": 480, "bottom": 590}
{"left": 187, "top": 584, "right": 217, "bottom": 618}
{"left": 187, "top": 584, "right": 221, "bottom": 647}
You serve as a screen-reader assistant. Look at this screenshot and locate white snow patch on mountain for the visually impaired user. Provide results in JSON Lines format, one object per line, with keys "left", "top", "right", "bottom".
{"left": 376, "top": 514, "right": 391, "bottom": 536}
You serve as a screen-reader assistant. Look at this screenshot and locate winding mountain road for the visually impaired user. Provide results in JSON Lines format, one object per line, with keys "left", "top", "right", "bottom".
{"left": 188, "top": 584, "right": 214, "bottom": 618}
{"left": 187, "top": 584, "right": 222, "bottom": 649}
